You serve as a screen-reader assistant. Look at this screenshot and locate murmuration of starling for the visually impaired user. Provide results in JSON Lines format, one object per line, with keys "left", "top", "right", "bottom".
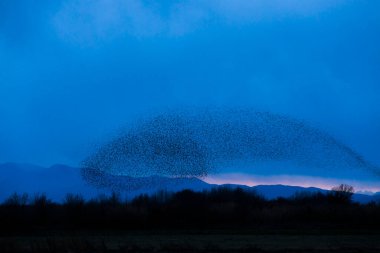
{"left": 81, "top": 108, "right": 378, "bottom": 190}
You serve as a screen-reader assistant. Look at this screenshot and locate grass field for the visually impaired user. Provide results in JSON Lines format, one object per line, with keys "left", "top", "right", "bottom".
{"left": 1, "top": 230, "right": 380, "bottom": 252}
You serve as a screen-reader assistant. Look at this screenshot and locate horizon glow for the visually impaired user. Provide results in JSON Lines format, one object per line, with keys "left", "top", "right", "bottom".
{"left": 204, "top": 173, "right": 380, "bottom": 193}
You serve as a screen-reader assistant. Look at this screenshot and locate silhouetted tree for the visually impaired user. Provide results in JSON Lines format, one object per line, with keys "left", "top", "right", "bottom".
{"left": 1, "top": 186, "right": 380, "bottom": 232}
{"left": 3, "top": 193, "right": 28, "bottom": 206}
{"left": 32, "top": 193, "right": 53, "bottom": 207}
{"left": 64, "top": 193, "right": 85, "bottom": 207}
{"left": 330, "top": 184, "right": 355, "bottom": 204}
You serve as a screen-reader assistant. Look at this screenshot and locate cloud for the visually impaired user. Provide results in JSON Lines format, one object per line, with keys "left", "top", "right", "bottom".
{"left": 206, "top": 0, "right": 344, "bottom": 22}
{"left": 0, "top": 0, "right": 60, "bottom": 47}
{"left": 53, "top": 0, "right": 171, "bottom": 42}
{"left": 1, "top": 0, "right": 379, "bottom": 169}
{"left": 52, "top": 0, "right": 345, "bottom": 43}
{"left": 52, "top": 0, "right": 217, "bottom": 42}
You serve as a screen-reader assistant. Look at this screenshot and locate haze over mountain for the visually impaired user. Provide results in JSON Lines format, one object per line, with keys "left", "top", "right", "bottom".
{"left": 0, "top": 163, "right": 378, "bottom": 204}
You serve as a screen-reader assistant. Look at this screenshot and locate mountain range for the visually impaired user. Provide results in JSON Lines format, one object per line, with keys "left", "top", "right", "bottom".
{"left": 0, "top": 163, "right": 379, "bottom": 204}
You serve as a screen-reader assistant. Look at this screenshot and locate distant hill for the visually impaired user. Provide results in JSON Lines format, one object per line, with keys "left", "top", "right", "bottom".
{"left": 0, "top": 163, "right": 106, "bottom": 202}
{"left": 0, "top": 163, "right": 378, "bottom": 203}
{"left": 0, "top": 163, "right": 213, "bottom": 201}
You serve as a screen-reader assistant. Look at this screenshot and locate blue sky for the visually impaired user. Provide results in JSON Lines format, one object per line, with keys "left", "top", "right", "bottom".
{"left": 1, "top": 1, "right": 380, "bottom": 186}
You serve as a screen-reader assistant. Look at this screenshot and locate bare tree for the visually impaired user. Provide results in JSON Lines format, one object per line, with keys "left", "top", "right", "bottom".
{"left": 3, "top": 193, "right": 29, "bottom": 206}
{"left": 330, "top": 184, "right": 355, "bottom": 203}
{"left": 332, "top": 184, "right": 355, "bottom": 194}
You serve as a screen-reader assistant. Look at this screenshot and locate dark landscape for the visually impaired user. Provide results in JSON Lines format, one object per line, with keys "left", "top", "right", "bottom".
{"left": 1, "top": 186, "right": 380, "bottom": 252}
{"left": 0, "top": 163, "right": 380, "bottom": 252}
{"left": 2, "top": 0, "right": 380, "bottom": 252}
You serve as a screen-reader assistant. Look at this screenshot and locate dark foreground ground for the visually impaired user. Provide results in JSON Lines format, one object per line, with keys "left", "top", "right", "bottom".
{"left": 1, "top": 188, "right": 380, "bottom": 252}
{"left": 1, "top": 230, "right": 380, "bottom": 253}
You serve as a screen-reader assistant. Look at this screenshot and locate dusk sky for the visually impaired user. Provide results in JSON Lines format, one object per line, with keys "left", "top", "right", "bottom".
{"left": 1, "top": 0, "right": 380, "bottom": 189}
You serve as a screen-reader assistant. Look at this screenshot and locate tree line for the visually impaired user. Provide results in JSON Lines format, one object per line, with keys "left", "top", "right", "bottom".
{"left": 1, "top": 184, "right": 379, "bottom": 233}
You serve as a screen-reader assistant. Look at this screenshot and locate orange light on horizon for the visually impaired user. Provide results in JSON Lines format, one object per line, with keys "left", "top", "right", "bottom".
{"left": 203, "top": 173, "right": 380, "bottom": 193}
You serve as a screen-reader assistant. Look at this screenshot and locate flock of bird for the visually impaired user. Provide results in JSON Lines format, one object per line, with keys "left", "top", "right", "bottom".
{"left": 81, "top": 108, "right": 377, "bottom": 190}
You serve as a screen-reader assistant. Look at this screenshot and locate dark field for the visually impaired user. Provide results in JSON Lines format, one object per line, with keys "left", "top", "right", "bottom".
{"left": 1, "top": 230, "right": 380, "bottom": 253}
{"left": 1, "top": 188, "right": 380, "bottom": 252}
